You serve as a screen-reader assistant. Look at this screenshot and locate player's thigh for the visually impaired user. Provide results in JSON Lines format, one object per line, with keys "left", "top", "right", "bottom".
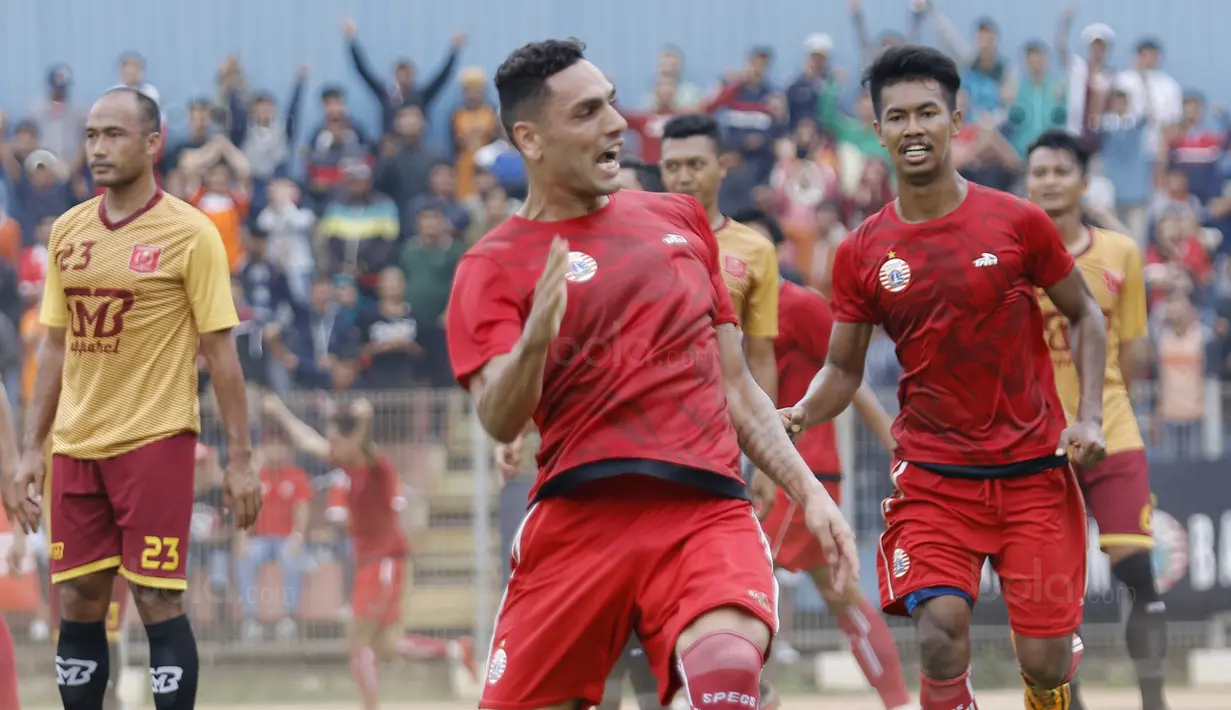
{"left": 1077, "top": 449, "right": 1155, "bottom": 555}
{"left": 995, "top": 466, "right": 1087, "bottom": 638}
{"left": 103, "top": 433, "right": 197, "bottom": 593}
{"left": 352, "top": 557, "right": 405, "bottom": 628}
{"left": 877, "top": 462, "right": 993, "bottom": 619}
{"left": 483, "top": 499, "right": 636, "bottom": 710}
{"left": 48, "top": 455, "right": 122, "bottom": 588}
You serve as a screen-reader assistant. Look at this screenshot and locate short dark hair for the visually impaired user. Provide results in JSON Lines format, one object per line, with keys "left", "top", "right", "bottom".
{"left": 331, "top": 411, "right": 360, "bottom": 437}
{"left": 1136, "top": 37, "right": 1162, "bottom": 53}
{"left": 102, "top": 86, "right": 160, "bottom": 135}
{"left": 1026, "top": 129, "right": 1092, "bottom": 174}
{"left": 661, "top": 113, "right": 722, "bottom": 151}
{"left": 620, "top": 158, "right": 666, "bottom": 193}
{"left": 495, "top": 38, "right": 587, "bottom": 148}
{"left": 862, "top": 44, "right": 961, "bottom": 118}
{"left": 730, "top": 207, "right": 785, "bottom": 246}
{"left": 1024, "top": 41, "right": 1047, "bottom": 55}
{"left": 320, "top": 86, "right": 344, "bottom": 102}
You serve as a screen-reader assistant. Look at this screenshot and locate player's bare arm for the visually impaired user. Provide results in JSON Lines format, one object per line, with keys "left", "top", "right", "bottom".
{"left": 10, "top": 327, "right": 66, "bottom": 533}
{"left": 1044, "top": 269, "right": 1109, "bottom": 467}
{"left": 472, "top": 237, "right": 568, "bottom": 443}
{"left": 201, "top": 329, "right": 262, "bottom": 528}
{"left": 851, "top": 382, "right": 898, "bottom": 454}
{"left": 744, "top": 336, "right": 778, "bottom": 403}
{"left": 262, "top": 393, "right": 332, "bottom": 460}
{"left": 786, "top": 322, "right": 874, "bottom": 434}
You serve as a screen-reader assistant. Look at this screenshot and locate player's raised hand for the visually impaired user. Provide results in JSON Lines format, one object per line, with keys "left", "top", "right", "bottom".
{"left": 525, "top": 237, "right": 570, "bottom": 349}
{"left": 5, "top": 449, "right": 45, "bottom": 534}
{"left": 1058, "top": 420, "right": 1107, "bottom": 468}
{"left": 803, "top": 492, "right": 859, "bottom": 594}
{"left": 224, "top": 451, "right": 263, "bottom": 531}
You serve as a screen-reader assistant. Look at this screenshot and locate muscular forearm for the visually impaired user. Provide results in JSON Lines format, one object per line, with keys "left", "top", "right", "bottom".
{"left": 799, "top": 365, "right": 863, "bottom": 430}
{"left": 23, "top": 336, "right": 65, "bottom": 450}
{"left": 727, "top": 373, "right": 826, "bottom": 506}
{"left": 1071, "top": 310, "right": 1108, "bottom": 423}
{"left": 476, "top": 339, "right": 550, "bottom": 444}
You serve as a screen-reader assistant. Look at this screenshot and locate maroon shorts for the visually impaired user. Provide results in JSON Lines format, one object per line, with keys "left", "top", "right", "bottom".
{"left": 482, "top": 477, "right": 777, "bottom": 710}
{"left": 48, "top": 433, "right": 197, "bottom": 591}
{"left": 761, "top": 476, "right": 840, "bottom": 572}
{"left": 1076, "top": 449, "right": 1154, "bottom": 550}
{"left": 877, "top": 460, "right": 1087, "bottom": 638}
{"left": 353, "top": 557, "right": 405, "bottom": 626}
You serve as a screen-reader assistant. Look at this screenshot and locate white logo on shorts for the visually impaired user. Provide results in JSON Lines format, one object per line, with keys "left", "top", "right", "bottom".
{"left": 487, "top": 647, "right": 508, "bottom": 685}
{"left": 150, "top": 665, "right": 184, "bottom": 694}
{"left": 56, "top": 657, "right": 98, "bottom": 686}
{"left": 892, "top": 548, "right": 911, "bottom": 578}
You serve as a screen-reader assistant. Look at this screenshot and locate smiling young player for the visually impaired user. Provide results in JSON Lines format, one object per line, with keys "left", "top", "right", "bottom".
{"left": 781, "top": 46, "right": 1108, "bottom": 710}
{"left": 1026, "top": 129, "right": 1169, "bottom": 710}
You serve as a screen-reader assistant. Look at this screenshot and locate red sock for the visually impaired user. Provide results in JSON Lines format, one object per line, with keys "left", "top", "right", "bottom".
{"left": 0, "top": 616, "right": 18, "bottom": 710}
{"left": 394, "top": 633, "right": 450, "bottom": 660}
{"left": 349, "top": 645, "right": 381, "bottom": 710}
{"left": 838, "top": 597, "right": 912, "bottom": 709}
{"left": 676, "top": 631, "right": 762, "bottom": 709}
{"left": 920, "top": 669, "right": 977, "bottom": 710}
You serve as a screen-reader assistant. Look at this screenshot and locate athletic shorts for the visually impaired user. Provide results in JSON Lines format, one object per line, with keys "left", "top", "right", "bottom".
{"left": 353, "top": 556, "right": 406, "bottom": 626}
{"left": 760, "top": 475, "right": 841, "bottom": 572}
{"left": 877, "top": 460, "right": 1087, "bottom": 638}
{"left": 1075, "top": 449, "right": 1154, "bottom": 550}
{"left": 49, "top": 433, "right": 197, "bottom": 591}
{"left": 50, "top": 575, "right": 130, "bottom": 643}
{"left": 482, "top": 476, "right": 777, "bottom": 710}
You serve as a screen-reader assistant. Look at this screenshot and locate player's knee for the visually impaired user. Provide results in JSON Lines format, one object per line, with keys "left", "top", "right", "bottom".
{"left": 59, "top": 573, "right": 116, "bottom": 622}
{"left": 913, "top": 596, "right": 972, "bottom": 679}
{"left": 130, "top": 585, "right": 185, "bottom": 625}
{"left": 676, "top": 631, "right": 763, "bottom": 709}
{"left": 1015, "top": 635, "right": 1072, "bottom": 689}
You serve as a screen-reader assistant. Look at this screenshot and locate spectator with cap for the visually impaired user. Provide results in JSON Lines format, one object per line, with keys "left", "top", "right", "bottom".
{"left": 1057, "top": 13, "right": 1117, "bottom": 142}
{"left": 450, "top": 67, "right": 499, "bottom": 200}
{"left": 924, "top": 4, "right": 1012, "bottom": 124}
{"left": 786, "top": 33, "right": 843, "bottom": 131}
{"left": 1117, "top": 37, "right": 1183, "bottom": 162}
{"left": 115, "top": 51, "right": 161, "bottom": 106}
{"left": 14, "top": 150, "right": 80, "bottom": 243}
{"left": 317, "top": 159, "right": 400, "bottom": 294}
{"left": 28, "top": 65, "right": 87, "bottom": 178}
{"left": 305, "top": 86, "right": 371, "bottom": 208}
{"left": 1005, "top": 42, "right": 1068, "bottom": 157}
{"left": 342, "top": 18, "right": 465, "bottom": 132}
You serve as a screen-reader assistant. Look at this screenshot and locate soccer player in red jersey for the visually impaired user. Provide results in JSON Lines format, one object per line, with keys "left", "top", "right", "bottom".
{"left": 781, "top": 46, "right": 1109, "bottom": 710}
{"left": 759, "top": 278, "right": 912, "bottom": 710}
{"left": 262, "top": 395, "right": 477, "bottom": 710}
{"left": 446, "top": 39, "right": 855, "bottom": 710}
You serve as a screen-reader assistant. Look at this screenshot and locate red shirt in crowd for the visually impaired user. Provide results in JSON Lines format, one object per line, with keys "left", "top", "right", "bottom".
{"left": 251, "top": 465, "right": 312, "bottom": 538}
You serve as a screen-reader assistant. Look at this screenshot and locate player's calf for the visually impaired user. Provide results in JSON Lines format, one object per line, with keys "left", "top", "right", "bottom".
{"left": 131, "top": 586, "right": 198, "bottom": 710}
{"left": 1109, "top": 549, "right": 1168, "bottom": 710}
{"left": 57, "top": 573, "right": 117, "bottom": 710}
{"left": 910, "top": 593, "right": 979, "bottom": 710}
{"left": 675, "top": 608, "right": 769, "bottom": 710}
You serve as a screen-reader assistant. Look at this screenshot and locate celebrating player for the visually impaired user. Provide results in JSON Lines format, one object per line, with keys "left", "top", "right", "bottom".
{"left": 261, "top": 395, "right": 477, "bottom": 710}
{"left": 4, "top": 87, "right": 261, "bottom": 710}
{"left": 447, "top": 39, "right": 855, "bottom": 710}
{"left": 1025, "top": 129, "right": 1169, "bottom": 710}
{"left": 759, "top": 278, "right": 913, "bottom": 710}
{"left": 782, "top": 46, "right": 1108, "bottom": 710}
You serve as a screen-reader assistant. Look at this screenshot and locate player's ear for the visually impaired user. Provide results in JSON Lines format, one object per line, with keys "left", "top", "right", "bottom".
{"left": 873, "top": 120, "right": 884, "bottom": 148}
{"left": 950, "top": 107, "right": 963, "bottom": 137}
{"left": 512, "top": 121, "right": 542, "bottom": 163}
{"left": 145, "top": 130, "right": 163, "bottom": 158}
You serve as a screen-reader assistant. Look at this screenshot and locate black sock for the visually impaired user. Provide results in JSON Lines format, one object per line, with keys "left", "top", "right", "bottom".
{"left": 56, "top": 619, "right": 111, "bottom": 710}
{"left": 146, "top": 614, "right": 200, "bottom": 710}
{"left": 1114, "top": 553, "right": 1168, "bottom": 710}
{"left": 1069, "top": 678, "right": 1086, "bottom": 710}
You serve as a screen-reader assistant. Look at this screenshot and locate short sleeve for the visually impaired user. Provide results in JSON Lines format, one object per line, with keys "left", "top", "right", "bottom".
{"left": 684, "top": 198, "right": 738, "bottom": 327}
{"left": 743, "top": 241, "right": 780, "bottom": 338}
{"left": 1118, "top": 242, "right": 1148, "bottom": 342}
{"left": 446, "top": 254, "right": 527, "bottom": 389}
{"left": 829, "top": 237, "right": 879, "bottom": 324}
{"left": 38, "top": 220, "right": 68, "bottom": 328}
{"left": 184, "top": 222, "right": 240, "bottom": 333}
{"left": 1021, "top": 204, "right": 1075, "bottom": 289}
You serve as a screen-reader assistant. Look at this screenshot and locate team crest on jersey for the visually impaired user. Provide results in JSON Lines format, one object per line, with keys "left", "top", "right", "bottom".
{"left": 879, "top": 252, "right": 911, "bottom": 293}
{"left": 565, "top": 251, "right": 598, "bottom": 283}
{"left": 129, "top": 244, "right": 162, "bottom": 274}
{"left": 892, "top": 548, "right": 911, "bottom": 578}
{"left": 1103, "top": 270, "right": 1124, "bottom": 295}
{"left": 487, "top": 642, "right": 508, "bottom": 685}
{"left": 723, "top": 254, "right": 748, "bottom": 278}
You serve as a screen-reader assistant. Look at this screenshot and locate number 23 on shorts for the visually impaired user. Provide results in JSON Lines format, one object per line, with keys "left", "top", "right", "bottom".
{"left": 141, "top": 536, "right": 181, "bottom": 571}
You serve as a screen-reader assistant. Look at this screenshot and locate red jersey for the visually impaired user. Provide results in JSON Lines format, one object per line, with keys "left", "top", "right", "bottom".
{"left": 830, "top": 183, "right": 1074, "bottom": 474}
{"left": 775, "top": 281, "right": 841, "bottom": 475}
{"left": 251, "top": 465, "right": 311, "bottom": 538}
{"left": 330, "top": 454, "right": 408, "bottom": 561}
{"left": 447, "top": 191, "right": 744, "bottom": 502}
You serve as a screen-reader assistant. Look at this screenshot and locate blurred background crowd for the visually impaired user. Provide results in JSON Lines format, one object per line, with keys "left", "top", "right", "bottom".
{"left": 0, "top": 0, "right": 1226, "bottom": 652}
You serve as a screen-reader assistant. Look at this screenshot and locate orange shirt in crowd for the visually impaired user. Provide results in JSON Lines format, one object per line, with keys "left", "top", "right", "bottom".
{"left": 20, "top": 308, "right": 46, "bottom": 404}
{"left": 452, "top": 104, "right": 499, "bottom": 199}
{"left": 251, "top": 465, "right": 312, "bottom": 538}
{"left": 0, "top": 216, "right": 21, "bottom": 265}
{"left": 191, "top": 188, "right": 250, "bottom": 271}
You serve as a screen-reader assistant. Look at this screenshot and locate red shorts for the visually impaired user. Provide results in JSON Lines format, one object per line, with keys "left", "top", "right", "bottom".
{"left": 1076, "top": 450, "right": 1154, "bottom": 551}
{"left": 483, "top": 477, "right": 777, "bottom": 710}
{"left": 48, "top": 433, "right": 197, "bottom": 591}
{"left": 877, "top": 461, "right": 1087, "bottom": 638}
{"left": 50, "top": 576, "right": 130, "bottom": 643}
{"left": 760, "top": 475, "right": 841, "bottom": 572}
{"left": 353, "top": 557, "right": 406, "bottom": 626}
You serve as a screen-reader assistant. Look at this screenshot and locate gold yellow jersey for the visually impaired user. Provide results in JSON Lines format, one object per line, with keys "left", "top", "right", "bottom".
{"left": 715, "top": 217, "right": 779, "bottom": 338}
{"left": 1036, "top": 227, "right": 1147, "bottom": 454}
{"left": 41, "top": 193, "right": 238, "bottom": 459}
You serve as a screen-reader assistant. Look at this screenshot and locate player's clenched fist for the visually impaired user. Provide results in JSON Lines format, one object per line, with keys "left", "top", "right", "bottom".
{"left": 803, "top": 491, "right": 859, "bottom": 593}
{"left": 778, "top": 405, "right": 807, "bottom": 440}
{"left": 224, "top": 450, "right": 263, "bottom": 530}
{"left": 1058, "top": 420, "right": 1107, "bottom": 468}
{"left": 525, "top": 237, "right": 570, "bottom": 349}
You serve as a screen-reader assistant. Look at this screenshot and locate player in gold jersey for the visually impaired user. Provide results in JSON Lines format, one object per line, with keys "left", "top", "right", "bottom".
{"left": 1026, "top": 130, "right": 1169, "bottom": 710}
{"left": 3, "top": 88, "right": 262, "bottom": 710}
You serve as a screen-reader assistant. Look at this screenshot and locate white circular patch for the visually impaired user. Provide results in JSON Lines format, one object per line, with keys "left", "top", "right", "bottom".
{"left": 565, "top": 251, "right": 598, "bottom": 283}
{"left": 892, "top": 547, "right": 911, "bottom": 578}
{"left": 879, "top": 257, "right": 911, "bottom": 293}
{"left": 486, "top": 647, "right": 508, "bottom": 685}
{"left": 1150, "top": 508, "right": 1188, "bottom": 594}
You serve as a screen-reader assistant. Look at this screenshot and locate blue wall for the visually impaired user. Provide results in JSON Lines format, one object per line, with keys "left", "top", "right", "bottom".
{"left": 0, "top": 0, "right": 1225, "bottom": 143}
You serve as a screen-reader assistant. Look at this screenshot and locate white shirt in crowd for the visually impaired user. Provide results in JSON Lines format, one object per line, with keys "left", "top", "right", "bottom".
{"left": 1114, "top": 68, "right": 1182, "bottom": 157}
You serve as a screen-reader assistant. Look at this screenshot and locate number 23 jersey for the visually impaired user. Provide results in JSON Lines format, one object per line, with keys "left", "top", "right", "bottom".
{"left": 40, "top": 193, "right": 238, "bottom": 459}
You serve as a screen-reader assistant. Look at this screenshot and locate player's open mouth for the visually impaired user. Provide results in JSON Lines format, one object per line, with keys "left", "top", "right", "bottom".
{"left": 901, "top": 144, "right": 930, "bottom": 165}
{"left": 597, "top": 147, "right": 621, "bottom": 177}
